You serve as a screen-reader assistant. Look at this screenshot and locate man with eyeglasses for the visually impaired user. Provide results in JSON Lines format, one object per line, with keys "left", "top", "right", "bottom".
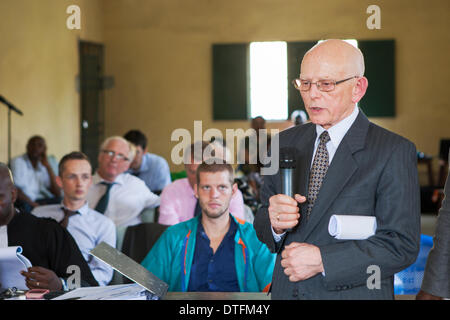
{"left": 86, "top": 136, "right": 160, "bottom": 228}
{"left": 254, "top": 39, "right": 420, "bottom": 300}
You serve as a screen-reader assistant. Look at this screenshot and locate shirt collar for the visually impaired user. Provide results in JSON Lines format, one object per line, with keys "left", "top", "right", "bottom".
{"left": 60, "top": 201, "right": 89, "bottom": 216}
{"left": 93, "top": 172, "right": 124, "bottom": 186}
{"left": 197, "top": 214, "right": 237, "bottom": 240}
{"left": 24, "top": 154, "right": 44, "bottom": 170}
{"left": 315, "top": 105, "right": 359, "bottom": 148}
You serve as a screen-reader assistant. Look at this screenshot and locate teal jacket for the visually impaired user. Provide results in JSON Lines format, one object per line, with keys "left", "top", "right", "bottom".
{"left": 141, "top": 215, "right": 275, "bottom": 292}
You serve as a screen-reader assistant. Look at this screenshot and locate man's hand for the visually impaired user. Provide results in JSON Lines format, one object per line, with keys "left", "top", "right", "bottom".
{"left": 269, "top": 194, "right": 306, "bottom": 234}
{"left": 40, "top": 148, "right": 50, "bottom": 168}
{"left": 21, "top": 266, "right": 62, "bottom": 291}
{"left": 281, "top": 242, "right": 324, "bottom": 282}
{"left": 416, "top": 290, "right": 443, "bottom": 300}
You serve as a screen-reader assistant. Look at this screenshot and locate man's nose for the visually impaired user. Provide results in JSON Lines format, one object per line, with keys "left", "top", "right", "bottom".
{"left": 210, "top": 188, "right": 220, "bottom": 198}
{"left": 309, "top": 83, "right": 322, "bottom": 99}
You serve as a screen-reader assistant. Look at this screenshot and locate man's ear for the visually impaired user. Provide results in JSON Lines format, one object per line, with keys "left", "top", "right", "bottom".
{"left": 56, "top": 176, "right": 63, "bottom": 189}
{"left": 232, "top": 183, "right": 238, "bottom": 195}
{"left": 352, "top": 76, "right": 368, "bottom": 103}
{"left": 194, "top": 183, "right": 198, "bottom": 198}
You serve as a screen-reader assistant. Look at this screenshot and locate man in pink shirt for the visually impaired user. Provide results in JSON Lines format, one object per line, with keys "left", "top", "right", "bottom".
{"left": 158, "top": 141, "right": 245, "bottom": 225}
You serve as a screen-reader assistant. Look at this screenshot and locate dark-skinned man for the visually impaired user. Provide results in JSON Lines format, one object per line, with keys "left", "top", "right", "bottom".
{"left": 0, "top": 163, "right": 97, "bottom": 291}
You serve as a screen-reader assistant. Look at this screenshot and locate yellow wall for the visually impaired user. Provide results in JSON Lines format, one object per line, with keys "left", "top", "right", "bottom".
{"left": 0, "top": 0, "right": 103, "bottom": 163}
{"left": 1, "top": 0, "right": 449, "bottom": 184}
{"left": 101, "top": 0, "right": 450, "bottom": 180}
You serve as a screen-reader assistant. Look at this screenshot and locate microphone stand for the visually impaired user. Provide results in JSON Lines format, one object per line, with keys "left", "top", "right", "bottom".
{"left": 0, "top": 95, "right": 24, "bottom": 165}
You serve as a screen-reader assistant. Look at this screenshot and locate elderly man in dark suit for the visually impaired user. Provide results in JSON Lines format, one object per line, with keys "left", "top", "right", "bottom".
{"left": 254, "top": 39, "right": 421, "bottom": 300}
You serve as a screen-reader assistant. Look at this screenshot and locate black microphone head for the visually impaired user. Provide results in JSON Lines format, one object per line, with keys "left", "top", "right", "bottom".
{"left": 279, "top": 147, "right": 297, "bottom": 169}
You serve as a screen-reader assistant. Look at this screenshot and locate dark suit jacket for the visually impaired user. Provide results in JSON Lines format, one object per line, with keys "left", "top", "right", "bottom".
{"left": 254, "top": 110, "right": 421, "bottom": 300}
{"left": 421, "top": 167, "right": 450, "bottom": 298}
{"left": 8, "top": 211, "right": 99, "bottom": 287}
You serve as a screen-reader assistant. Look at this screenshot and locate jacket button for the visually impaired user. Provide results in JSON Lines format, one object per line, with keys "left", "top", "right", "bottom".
{"left": 292, "top": 289, "right": 299, "bottom": 297}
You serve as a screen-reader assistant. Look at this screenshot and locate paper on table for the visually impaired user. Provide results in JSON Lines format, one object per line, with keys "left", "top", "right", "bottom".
{"left": 52, "top": 283, "right": 150, "bottom": 300}
{"left": 0, "top": 246, "right": 32, "bottom": 290}
{"left": 328, "top": 215, "right": 377, "bottom": 240}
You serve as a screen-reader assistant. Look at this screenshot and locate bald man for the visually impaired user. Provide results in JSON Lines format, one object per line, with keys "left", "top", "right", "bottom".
{"left": 254, "top": 39, "right": 420, "bottom": 299}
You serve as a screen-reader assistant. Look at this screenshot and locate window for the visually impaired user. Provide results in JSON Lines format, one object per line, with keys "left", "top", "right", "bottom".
{"left": 249, "top": 41, "right": 288, "bottom": 120}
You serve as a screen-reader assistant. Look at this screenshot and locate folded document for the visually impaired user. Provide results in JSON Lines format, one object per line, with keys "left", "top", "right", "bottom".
{"left": 328, "top": 215, "right": 377, "bottom": 240}
{"left": 0, "top": 246, "right": 32, "bottom": 290}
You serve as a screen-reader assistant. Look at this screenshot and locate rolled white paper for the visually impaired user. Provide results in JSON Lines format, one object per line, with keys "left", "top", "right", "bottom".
{"left": 328, "top": 215, "right": 377, "bottom": 240}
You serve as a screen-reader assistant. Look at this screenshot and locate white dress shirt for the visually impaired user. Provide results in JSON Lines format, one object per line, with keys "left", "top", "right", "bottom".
{"left": 273, "top": 106, "right": 359, "bottom": 242}
{"left": 0, "top": 225, "right": 7, "bottom": 248}
{"left": 9, "top": 154, "right": 58, "bottom": 201}
{"left": 32, "top": 202, "right": 116, "bottom": 286}
{"left": 87, "top": 172, "right": 160, "bottom": 228}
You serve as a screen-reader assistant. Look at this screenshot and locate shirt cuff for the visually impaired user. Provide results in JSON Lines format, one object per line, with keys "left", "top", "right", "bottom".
{"left": 271, "top": 227, "right": 286, "bottom": 242}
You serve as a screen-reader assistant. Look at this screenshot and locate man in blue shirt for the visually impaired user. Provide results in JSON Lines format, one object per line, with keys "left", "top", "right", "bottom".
{"left": 141, "top": 160, "right": 275, "bottom": 292}
{"left": 124, "top": 130, "right": 171, "bottom": 195}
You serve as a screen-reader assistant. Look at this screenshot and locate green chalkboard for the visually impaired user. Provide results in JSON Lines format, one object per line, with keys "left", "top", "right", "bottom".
{"left": 358, "top": 39, "right": 395, "bottom": 117}
{"left": 212, "top": 43, "right": 249, "bottom": 120}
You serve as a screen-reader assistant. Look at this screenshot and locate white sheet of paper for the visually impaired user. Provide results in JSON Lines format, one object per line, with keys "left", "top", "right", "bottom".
{"left": 0, "top": 246, "right": 32, "bottom": 290}
{"left": 328, "top": 215, "right": 377, "bottom": 240}
{"left": 52, "top": 283, "right": 148, "bottom": 300}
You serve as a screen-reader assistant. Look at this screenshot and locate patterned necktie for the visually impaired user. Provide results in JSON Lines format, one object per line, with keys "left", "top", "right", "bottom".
{"left": 306, "top": 131, "right": 330, "bottom": 217}
{"left": 60, "top": 207, "right": 79, "bottom": 228}
{"left": 95, "top": 182, "right": 115, "bottom": 214}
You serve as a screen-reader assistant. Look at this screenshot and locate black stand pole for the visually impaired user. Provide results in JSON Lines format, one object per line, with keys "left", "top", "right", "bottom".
{"left": 0, "top": 95, "right": 24, "bottom": 165}
{"left": 8, "top": 107, "right": 11, "bottom": 164}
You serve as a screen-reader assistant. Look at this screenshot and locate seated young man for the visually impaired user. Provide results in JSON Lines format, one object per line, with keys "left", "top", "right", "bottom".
{"left": 158, "top": 141, "right": 246, "bottom": 225}
{"left": 141, "top": 160, "right": 275, "bottom": 292}
{"left": 32, "top": 152, "right": 116, "bottom": 286}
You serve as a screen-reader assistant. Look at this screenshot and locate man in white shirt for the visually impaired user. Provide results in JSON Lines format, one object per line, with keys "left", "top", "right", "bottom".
{"left": 10, "top": 135, "right": 61, "bottom": 212}
{"left": 32, "top": 151, "right": 116, "bottom": 286}
{"left": 86, "top": 136, "right": 160, "bottom": 228}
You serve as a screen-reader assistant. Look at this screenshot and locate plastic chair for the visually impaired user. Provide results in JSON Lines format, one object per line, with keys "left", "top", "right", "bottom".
{"left": 394, "top": 234, "right": 434, "bottom": 295}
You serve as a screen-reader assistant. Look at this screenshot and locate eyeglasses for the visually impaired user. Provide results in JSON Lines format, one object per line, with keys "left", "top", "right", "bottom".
{"left": 101, "top": 150, "right": 129, "bottom": 162}
{"left": 292, "top": 76, "right": 359, "bottom": 92}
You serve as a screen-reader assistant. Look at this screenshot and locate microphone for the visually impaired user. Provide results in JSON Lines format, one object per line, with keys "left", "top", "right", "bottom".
{"left": 280, "top": 147, "right": 296, "bottom": 197}
{"left": 0, "top": 95, "right": 23, "bottom": 115}
{"left": 280, "top": 147, "right": 297, "bottom": 233}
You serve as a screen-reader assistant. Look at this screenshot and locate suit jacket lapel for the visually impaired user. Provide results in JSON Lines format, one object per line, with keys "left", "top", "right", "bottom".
{"left": 297, "top": 110, "right": 370, "bottom": 242}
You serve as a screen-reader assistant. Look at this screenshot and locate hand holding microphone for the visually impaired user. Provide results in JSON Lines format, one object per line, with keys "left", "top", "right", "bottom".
{"left": 269, "top": 193, "right": 305, "bottom": 234}
{"left": 269, "top": 147, "right": 306, "bottom": 234}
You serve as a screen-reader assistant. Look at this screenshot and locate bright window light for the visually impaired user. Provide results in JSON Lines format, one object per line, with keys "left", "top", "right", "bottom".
{"left": 249, "top": 41, "right": 288, "bottom": 121}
